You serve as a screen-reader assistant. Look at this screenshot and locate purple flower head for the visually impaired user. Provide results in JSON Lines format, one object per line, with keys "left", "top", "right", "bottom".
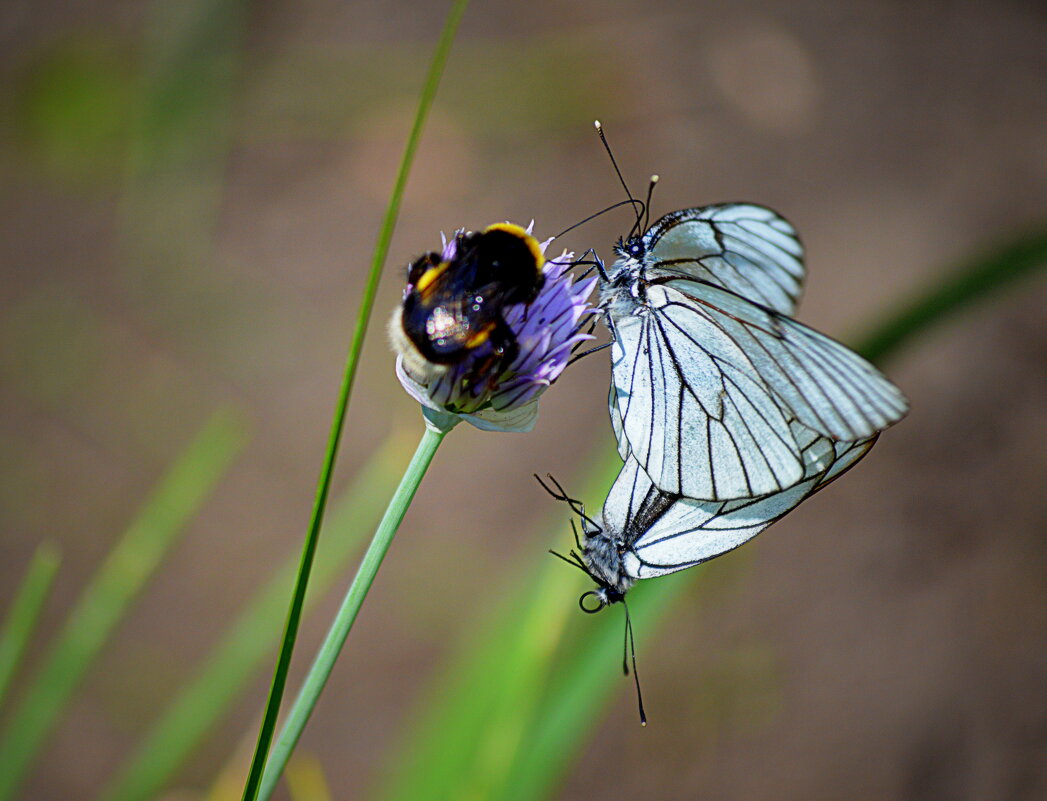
{"left": 394, "top": 223, "right": 597, "bottom": 433}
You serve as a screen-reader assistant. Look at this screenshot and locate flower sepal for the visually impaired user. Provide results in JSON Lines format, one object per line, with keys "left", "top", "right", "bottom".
{"left": 396, "top": 356, "right": 537, "bottom": 433}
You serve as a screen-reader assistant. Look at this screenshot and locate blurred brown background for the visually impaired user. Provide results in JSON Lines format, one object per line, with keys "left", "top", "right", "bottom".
{"left": 2, "top": 0, "right": 1046, "bottom": 798}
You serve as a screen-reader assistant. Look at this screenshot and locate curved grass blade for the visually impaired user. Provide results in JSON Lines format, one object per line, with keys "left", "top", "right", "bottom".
{"left": 0, "top": 542, "right": 62, "bottom": 712}
{"left": 0, "top": 407, "right": 247, "bottom": 801}
{"left": 858, "top": 225, "right": 1047, "bottom": 363}
{"left": 239, "top": 2, "right": 470, "bottom": 798}
{"left": 377, "top": 549, "right": 579, "bottom": 801}
{"left": 98, "top": 431, "right": 411, "bottom": 801}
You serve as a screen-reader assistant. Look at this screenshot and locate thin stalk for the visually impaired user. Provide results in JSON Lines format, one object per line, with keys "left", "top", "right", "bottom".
{"left": 257, "top": 426, "right": 447, "bottom": 801}
{"left": 98, "top": 431, "right": 411, "bottom": 801}
{"left": 238, "top": 1, "right": 469, "bottom": 798}
{"left": 0, "top": 543, "right": 62, "bottom": 711}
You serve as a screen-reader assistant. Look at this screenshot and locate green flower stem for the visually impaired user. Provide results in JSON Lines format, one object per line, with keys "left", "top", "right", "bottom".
{"left": 98, "top": 431, "right": 411, "bottom": 801}
{"left": 239, "top": 2, "right": 468, "bottom": 799}
{"left": 256, "top": 425, "right": 448, "bottom": 801}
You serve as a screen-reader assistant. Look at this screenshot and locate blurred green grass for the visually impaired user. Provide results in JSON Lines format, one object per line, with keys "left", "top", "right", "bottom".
{"left": 0, "top": 408, "right": 247, "bottom": 801}
{"left": 0, "top": 543, "right": 62, "bottom": 712}
{"left": 100, "top": 430, "right": 412, "bottom": 801}
{"left": 2, "top": 0, "right": 1047, "bottom": 797}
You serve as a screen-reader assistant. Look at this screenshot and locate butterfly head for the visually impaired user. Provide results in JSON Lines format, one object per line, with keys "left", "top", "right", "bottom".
{"left": 614, "top": 234, "right": 646, "bottom": 261}
{"left": 537, "top": 473, "right": 633, "bottom": 611}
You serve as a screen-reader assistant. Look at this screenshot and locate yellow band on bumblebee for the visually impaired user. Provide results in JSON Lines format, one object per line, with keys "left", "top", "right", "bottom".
{"left": 465, "top": 321, "right": 496, "bottom": 348}
{"left": 483, "top": 222, "right": 545, "bottom": 272}
{"left": 415, "top": 260, "right": 451, "bottom": 294}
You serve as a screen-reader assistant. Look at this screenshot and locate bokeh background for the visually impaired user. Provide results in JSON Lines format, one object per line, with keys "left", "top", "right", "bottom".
{"left": 2, "top": 0, "right": 1046, "bottom": 799}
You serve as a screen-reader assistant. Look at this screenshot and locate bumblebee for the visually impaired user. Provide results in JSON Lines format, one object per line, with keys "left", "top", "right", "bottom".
{"left": 391, "top": 223, "right": 546, "bottom": 379}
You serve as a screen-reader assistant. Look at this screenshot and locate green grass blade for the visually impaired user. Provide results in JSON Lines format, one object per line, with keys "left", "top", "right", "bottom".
{"left": 498, "top": 576, "right": 689, "bottom": 801}
{"left": 381, "top": 224, "right": 1047, "bottom": 801}
{"left": 0, "top": 543, "right": 62, "bottom": 711}
{"left": 239, "top": 2, "right": 469, "bottom": 797}
{"left": 0, "top": 408, "right": 248, "bottom": 801}
{"left": 378, "top": 556, "right": 576, "bottom": 801}
{"left": 857, "top": 225, "right": 1047, "bottom": 362}
{"left": 376, "top": 460, "right": 617, "bottom": 801}
{"left": 98, "top": 431, "right": 411, "bottom": 801}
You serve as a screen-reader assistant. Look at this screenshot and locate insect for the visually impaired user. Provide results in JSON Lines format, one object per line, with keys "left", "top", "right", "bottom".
{"left": 541, "top": 426, "right": 876, "bottom": 722}
{"left": 391, "top": 222, "right": 546, "bottom": 382}
{"left": 591, "top": 126, "right": 908, "bottom": 500}
{"left": 545, "top": 425, "right": 874, "bottom": 612}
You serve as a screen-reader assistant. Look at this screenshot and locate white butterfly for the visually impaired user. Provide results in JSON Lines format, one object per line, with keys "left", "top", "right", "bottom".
{"left": 545, "top": 423, "right": 876, "bottom": 612}
{"left": 600, "top": 203, "right": 908, "bottom": 501}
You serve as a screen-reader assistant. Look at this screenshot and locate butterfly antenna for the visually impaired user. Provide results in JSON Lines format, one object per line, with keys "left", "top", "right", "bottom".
{"left": 622, "top": 599, "right": 647, "bottom": 726}
{"left": 533, "top": 472, "right": 566, "bottom": 501}
{"left": 548, "top": 548, "right": 590, "bottom": 577}
{"left": 642, "top": 175, "right": 659, "bottom": 234}
{"left": 594, "top": 120, "right": 645, "bottom": 240}
{"left": 552, "top": 199, "right": 645, "bottom": 240}
{"left": 535, "top": 474, "right": 602, "bottom": 534}
{"left": 542, "top": 473, "right": 577, "bottom": 505}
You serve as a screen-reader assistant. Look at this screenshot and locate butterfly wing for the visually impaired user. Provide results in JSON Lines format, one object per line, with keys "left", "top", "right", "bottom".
{"left": 642, "top": 204, "right": 805, "bottom": 314}
{"left": 609, "top": 279, "right": 905, "bottom": 498}
{"left": 614, "top": 425, "right": 875, "bottom": 580}
{"left": 610, "top": 284, "right": 807, "bottom": 500}
{"left": 665, "top": 280, "right": 909, "bottom": 441}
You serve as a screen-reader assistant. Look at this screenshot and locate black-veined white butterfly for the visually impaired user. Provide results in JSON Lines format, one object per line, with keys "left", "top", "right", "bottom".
{"left": 544, "top": 424, "right": 874, "bottom": 613}
{"left": 588, "top": 122, "right": 907, "bottom": 501}
{"left": 541, "top": 425, "right": 876, "bottom": 722}
{"left": 600, "top": 201, "right": 906, "bottom": 501}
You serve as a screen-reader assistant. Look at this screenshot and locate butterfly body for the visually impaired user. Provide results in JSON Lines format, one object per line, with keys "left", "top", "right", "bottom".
{"left": 565, "top": 425, "right": 876, "bottom": 611}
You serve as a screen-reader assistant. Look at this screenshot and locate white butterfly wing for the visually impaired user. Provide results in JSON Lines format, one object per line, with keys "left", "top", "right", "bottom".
{"left": 665, "top": 280, "right": 909, "bottom": 441}
{"left": 622, "top": 479, "right": 815, "bottom": 579}
{"left": 610, "top": 284, "right": 806, "bottom": 500}
{"left": 613, "top": 425, "right": 875, "bottom": 580}
{"left": 815, "top": 434, "right": 878, "bottom": 488}
{"left": 642, "top": 204, "right": 805, "bottom": 315}
{"left": 609, "top": 383, "right": 630, "bottom": 462}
